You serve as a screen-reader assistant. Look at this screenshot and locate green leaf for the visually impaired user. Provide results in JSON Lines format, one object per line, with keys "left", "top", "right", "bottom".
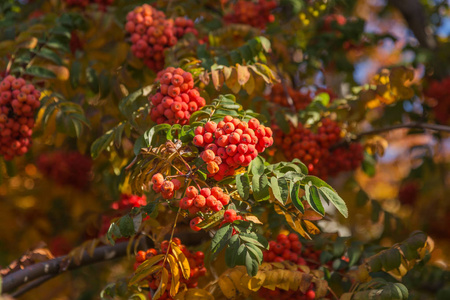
{"left": 143, "top": 124, "right": 172, "bottom": 146}
{"left": 106, "top": 223, "right": 121, "bottom": 245}
{"left": 245, "top": 251, "right": 259, "bottom": 276}
{"left": 33, "top": 48, "right": 63, "bottom": 65}
{"left": 270, "top": 176, "right": 289, "bottom": 205}
{"left": 318, "top": 187, "right": 348, "bottom": 218}
{"left": 236, "top": 173, "right": 250, "bottom": 200}
{"left": 189, "top": 110, "right": 211, "bottom": 123}
{"left": 252, "top": 174, "right": 270, "bottom": 201}
{"left": 86, "top": 67, "right": 99, "bottom": 93}
{"left": 225, "top": 234, "right": 240, "bottom": 268}
{"left": 380, "top": 249, "right": 401, "bottom": 271}
{"left": 91, "top": 129, "right": 114, "bottom": 159}
{"left": 70, "top": 60, "right": 81, "bottom": 88}
{"left": 256, "top": 36, "right": 271, "bottom": 52}
{"left": 250, "top": 156, "right": 265, "bottom": 176}
{"left": 211, "top": 224, "right": 233, "bottom": 258}
{"left": 290, "top": 181, "right": 304, "bottom": 213}
{"left": 362, "top": 151, "right": 376, "bottom": 177}
{"left": 119, "top": 215, "right": 135, "bottom": 237}
{"left": 197, "top": 210, "right": 225, "bottom": 229}
{"left": 25, "top": 66, "right": 56, "bottom": 79}
{"left": 304, "top": 184, "right": 324, "bottom": 215}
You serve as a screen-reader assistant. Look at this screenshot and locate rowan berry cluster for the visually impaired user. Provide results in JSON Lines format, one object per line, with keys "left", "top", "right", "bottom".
{"left": 268, "top": 84, "right": 313, "bottom": 111}
{"left": 274, "top": 118, "right": 363, "bottom": 179}
{"left": 224, "top": 0, "right": 277, "bottom": 29}
{"left": 174, "top": 17, "right": 198, "bottom": 39}
{"left": 37, "top": 151, "right": 93, "bottom": 189}
{"left": 111, "top": 193, "right": 147, "bottom": 210}
{"left": 322, "top": 14, "right": 347, "bottom": 32}
{"left": 193, "top": 116, "right": 273, "bottom": 181}
{"left": 259, "top": 233, "right": 317, "bottom": 300}
{"left": 424, "top": 77, "right": 450, "bottom": 125}
{"left": 181, "top": 186, "right": 229, "bottom": 231}
{"left": 398, "top": 181, "right": 419, "bottom": 206}
{"left": 151, "top": 173, "right": 182, "bottom": 200}
{"left": 134, "top": 238, "right": 206, "bottom": 299}
{"left": 149, "top": 67, "right": 205, "bottom": 125}
{"left": 125, "top": 6, "right": 196, "bottom": 72}
{"left": 0, "top": 76, "right": 36, "bottom": 160}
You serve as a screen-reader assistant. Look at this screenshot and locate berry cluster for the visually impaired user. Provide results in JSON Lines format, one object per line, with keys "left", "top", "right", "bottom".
{"left": 37, "top": 151, "right": 92, "bottom": 190}
{"left": 181, "top": 186, "right": 229, "bottom": 231}
{"left": 134, "top": 238, "right": 206, "bottom": 299}
{"left": 268, "top": 84, "right": 313, "bottom": 111}
{"left": 259, "top": 233, "right": 318, "bottom": 299}
{"left": 174, "top": 17, "right": 198, "bottom": 39}
{"left": 125, "top": 6, "right": 196, "bottom": 72}
{"left": 0, "top": 76, "right": 40, "bottom": 160}
{"left": 424, "top": 77, "right": 450, "bottom": 125}
{"left": 149, "top": 67, "right": 205, "bottom": 125}
{"left": 193, "top": 116, "right": 273, "bottom": 181}
{"left": 274, "top": 118, "right": 363, "bottom": 179}
{"left": 111, "top": 193, "right": 147, "bottom": 210}
{"left": 151, "top": 173, "right": 182, "bottom": 199}
{"left": 224, "top": 0, "right": 277, "bottom": 29}
{"left": 322, "top": 14, "right": 347, "bottom": 33}
{"left": 398, "top": 181, "right": 419, "bottom": 206}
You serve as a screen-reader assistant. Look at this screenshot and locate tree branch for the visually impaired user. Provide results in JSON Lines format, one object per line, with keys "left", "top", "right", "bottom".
{"left": 1, "top": 239, "right": 150, "bottom": 295}
{"left": 333, "top": 122, "right": 450, "bottom": 149}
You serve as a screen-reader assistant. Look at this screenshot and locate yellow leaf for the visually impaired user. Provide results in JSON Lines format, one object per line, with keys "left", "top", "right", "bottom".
{"left": 129, "top": 254, "right": 164, "bottom": 285}
{"left": 303, "top": 220, "right": 320, "bottom": 235}
{"left": 243, "top": 73, "right": 255, "bottom": 94}
{"left": 243, "top": 214, "right": 263, "bottom": 224}
{"left": 16, "top": 37, "right": 38, "bottom": 49}
{"left": 313, "top": 277, "right": 329, "bottom": 298}
{"left": 225, "top": 67, "right": 240, "bottom": 94}
{"left": 228, "top": 268, "right": 250, "bottom": 296}
{"left": 236, "top": 64, "right": 251, "bottom": 86}
{"left": 171, "top": 242, "right": 190, "bottom": 280}
{"left": 174, "top": 288, "right": 214, "bottom": 300}
{"left": 153, "top": 267, "right": 169, "bottom": 300}
{"left": 218, "top": 275, "right": 237, "bottom": 299}
{"left": 167, "top": 254, "right": 180, "bottom": 297}
{"left": 211, "top": 68, "right": 224, "bottom": 90}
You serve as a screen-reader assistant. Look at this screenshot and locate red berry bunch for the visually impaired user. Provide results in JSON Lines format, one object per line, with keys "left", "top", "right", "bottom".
{"left": 111, "top": 193, "right": 147, "bottom": 210}
{"left": 181, "top": 186, "right": 230, "bottom": 231}
{"left": 398, "top": 181, "right": 419, "bottom": 206}
{"left": 259, "top": 233, "right": 317, "bottom": 300}
{"left": 268, "top": 84, "right": 313, "bottom": 111}
{"left": 274, "top": 118, "right": 363, "bottom": 179}
{"left": 193, "top": 116, "right": 274, "bottom": 181}
{"left": 134, "top": 238, "right": 206, "bottom": 298}
{"left": 174, "top": 17, "right": 198, "bottom": 39}
{"left": 224, "top": 0, "right": 277, "bottom": 29}
{"left": 0, "top": 75, "right": 40, "bottom": 160}
{"left": 424, "top": 77, "right": 450, "bottom": 125}
{"left": 151, "top": 173, "right": 182, "bottom": 200}
{"left": 37, "top": 151, "right": 92, "bottom": 190}
{"left": 125, "top": 5, "right": 177, "bottom": 72}
{"left": 322, "top": 14, "right": 347, "bottom": 33}
{"left": 149, "top": 67, "right": 205, "bottom": 125}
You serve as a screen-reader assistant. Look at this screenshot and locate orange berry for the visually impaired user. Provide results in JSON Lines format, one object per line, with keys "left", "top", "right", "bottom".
{"left": 207, "top": 161, "right": 219, "bottom": 174}
{"left": 186, "top": 186, "right": 198, "bottom": 198}
{"left": 152, "top": 173, "right": 164, "bottom": 185}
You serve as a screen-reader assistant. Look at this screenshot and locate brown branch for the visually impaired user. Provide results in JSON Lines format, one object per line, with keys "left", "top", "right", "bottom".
{"left": 1, "top": 239, "right": 150, "bottom": 295}
{"left": 332, "top": 122, "right": 450, "bottom": 150}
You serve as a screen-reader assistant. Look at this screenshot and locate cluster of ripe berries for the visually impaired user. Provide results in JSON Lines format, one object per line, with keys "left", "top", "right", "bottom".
{"left": 425, "top": 77, "right": 450, "bottom": 125}
{"left": 134, "top": 238, "right": 206, "bottom": 299}
{"left": 125, "top": 5, "right": 197, "bottom": 72}
{"left": 193, "top": 116, "right": 273, "bottom": 181}
{"left": 224, "top": 0, "right": 277, "bottom": 29}
{"left": 274, "top": 118, "right": 363, "bottom": 179}
{"left": 0, "top": 76, "right": 40, "bottom": 160}
{"left": 64, "top": 0, "right": 114, "bottom": 9}
{"left": 322, "top": 14, "right": 347, "bottom": 33}
{"left": 268, "top": 84, "right": 337, "bottom": 111}
{"left": 268, "top": 84, "right": 313, "bottom": 111}
{"left": 151, "top": 173, "right": 182, "bottom": 200}
{"left": 398, "top": 181, "right": 419, "bottom": 206}
{"left": 37, "top": 151, "right": 93, "bottom": 190}
{"left": 149, "top": 67, "right": 205, "bottom": 125}
{"left": 259, "top": 233, "right": 317, "bottom": 300}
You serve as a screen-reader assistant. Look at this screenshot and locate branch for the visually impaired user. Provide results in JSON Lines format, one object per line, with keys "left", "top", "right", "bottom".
{"left": 1, "top": 239, "right": 149, "bottom": 295}
{"left": 332, "top": 122, "right": 450, "bottom": 149}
